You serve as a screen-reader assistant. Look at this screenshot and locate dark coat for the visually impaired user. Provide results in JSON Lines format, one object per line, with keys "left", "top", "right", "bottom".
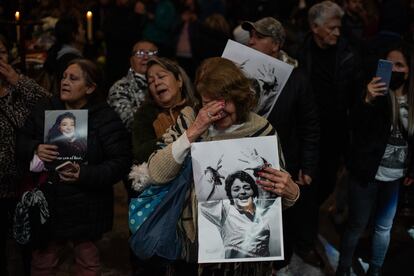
{"left": 132, "top": 102, "right": 162, "bottom": 164}
{"left": 17, "top": 96, "right": 132, "bottom": 240}
{"left": 348, "top": 94, "right": 414, "bottom": 182}
{"left": 297, "top": 34, "right": 363, "bottom": 125}
{"left": 267, "top": 68, "right": 320, "bottom": 179}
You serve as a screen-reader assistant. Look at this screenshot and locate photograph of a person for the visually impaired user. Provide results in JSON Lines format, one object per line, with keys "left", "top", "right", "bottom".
{"left": 191, "top": 136, "right": 283, "bottom": 263}
{"left": 222, "top": 40, "right": 293, "bottom": 118}
{"left": 44, "top": 110, "right": 88, "bottom": 168}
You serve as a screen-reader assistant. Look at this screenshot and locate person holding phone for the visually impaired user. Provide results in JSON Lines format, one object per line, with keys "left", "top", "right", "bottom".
{"left": 336, "top": 43, "right": 414, "bottom": 276}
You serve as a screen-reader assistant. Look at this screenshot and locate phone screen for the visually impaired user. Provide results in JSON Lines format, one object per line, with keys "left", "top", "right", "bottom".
{"left": 375, "top": 59, "right": 393, "bottom": 94}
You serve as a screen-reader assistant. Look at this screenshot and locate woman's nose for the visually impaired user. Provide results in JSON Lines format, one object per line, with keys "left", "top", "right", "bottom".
{"left": 154, "top": 77, "right": 161, "bottom": 86}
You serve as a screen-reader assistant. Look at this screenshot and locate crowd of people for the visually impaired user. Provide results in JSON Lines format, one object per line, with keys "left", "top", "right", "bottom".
{"left": 1, "top": 0, "right": 414, "bottom": 276}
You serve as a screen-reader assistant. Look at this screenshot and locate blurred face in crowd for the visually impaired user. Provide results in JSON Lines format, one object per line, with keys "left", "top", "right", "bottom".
{"left": 311, "top": 17, "right": 342, "bottom": 49}
{"left": 74, "top": 23, "right": 86, "bottom": 46}
{"left": 201, "top": 95, "right": 237, "bottom": 130}
{"left": 59, "top": 118, "right": 75, "bottom": 137}
{"left": 231, "top": 179, "right": 254, "bottom": 210}
{"left": 61, "top": 64, "right": 95, "bottom": 109}
{"left": 345, "top": 0, "right": 363, "bottom": 16}
{"left": 248, "top": 29, "right": 279, "bottom": 57}
{"left": 130, "top": 41, "right": 158, "bottom": 75}
{"left": 0, "top": 41, "right": 8, "bottom": 63}
{"left": 387, "top": 50, "right": 409, "bottom": 80}
{"left": 147, "top": 64, "right": 182, "bottom": 108}
{"left": 387, "top": 51, "right": 410, "bottom": 75}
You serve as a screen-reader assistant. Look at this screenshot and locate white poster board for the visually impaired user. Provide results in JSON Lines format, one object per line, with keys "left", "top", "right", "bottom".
{"left": 222, "top": 39, "right": 294, "bottom": 118}
{"left": 191, "top": 136, "right": 284, "bottom": 263}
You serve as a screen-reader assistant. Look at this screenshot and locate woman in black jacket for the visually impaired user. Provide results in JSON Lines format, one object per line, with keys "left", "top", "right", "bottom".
{"left": 337, "top": 44, "right": 414, "bottom": 276}
{"left": 17, "top": 59, "right": 131, "bottom": 275}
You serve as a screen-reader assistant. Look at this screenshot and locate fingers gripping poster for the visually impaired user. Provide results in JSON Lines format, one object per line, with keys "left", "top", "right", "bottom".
{"left": 191, "top": 136, "right": 284, "bottom": 263}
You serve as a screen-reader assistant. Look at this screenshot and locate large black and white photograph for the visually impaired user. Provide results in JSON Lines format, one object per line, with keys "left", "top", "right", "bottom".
{"left": 191, "top": 136, "right": 284, "bottom": 263}
{"left": 222, "top": 39, "right": 294, "bottom": 118}
{"left": 44, "top": 110, "right": 88, "bottom": 168}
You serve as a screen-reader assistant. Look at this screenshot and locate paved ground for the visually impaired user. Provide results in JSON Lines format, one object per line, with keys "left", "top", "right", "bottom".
{"left": 7, "top": 181, "right": 414, "bottom": 275}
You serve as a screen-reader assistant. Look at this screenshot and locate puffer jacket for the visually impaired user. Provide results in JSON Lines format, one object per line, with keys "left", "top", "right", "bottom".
{"left": 17, "top": 96, "right": 131, "bottom": 240}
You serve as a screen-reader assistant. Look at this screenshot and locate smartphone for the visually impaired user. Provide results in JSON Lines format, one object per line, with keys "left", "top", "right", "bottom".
{"left": 375, "top": 59, "right": 393, "bottom": 94}
{"left": 55, "top": 161, "right": 77, "bottom": 173}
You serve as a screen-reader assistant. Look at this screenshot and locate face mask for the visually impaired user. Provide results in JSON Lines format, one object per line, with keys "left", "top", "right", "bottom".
{"left": 389, "top": 71, "right": 406, "bottom": 91}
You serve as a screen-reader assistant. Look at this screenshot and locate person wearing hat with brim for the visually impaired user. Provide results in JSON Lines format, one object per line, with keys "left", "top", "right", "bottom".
{"left": 242, "top": 17, "right": 321, "bottom": 274}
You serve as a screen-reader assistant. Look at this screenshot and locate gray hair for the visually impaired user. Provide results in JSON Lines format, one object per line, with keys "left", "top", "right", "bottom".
{"left": 308, "top": 1, "right": 344, "bottom": 26}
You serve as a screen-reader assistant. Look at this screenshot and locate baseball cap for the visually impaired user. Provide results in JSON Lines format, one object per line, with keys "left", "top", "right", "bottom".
{"left": 242, "top": 17, "right": 285, "bottom": 46}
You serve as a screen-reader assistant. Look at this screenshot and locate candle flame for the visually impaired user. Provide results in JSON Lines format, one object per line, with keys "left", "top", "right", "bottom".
{"left": 87, "top": 11, "right": 93, "bottom": 19}
{"left": 15, "top": 11, "right": 20, "bottom": 21}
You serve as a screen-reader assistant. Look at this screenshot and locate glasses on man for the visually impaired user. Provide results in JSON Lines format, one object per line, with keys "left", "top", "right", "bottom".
{"left": 133, "top": 50, "right": 158, "bottom": 58}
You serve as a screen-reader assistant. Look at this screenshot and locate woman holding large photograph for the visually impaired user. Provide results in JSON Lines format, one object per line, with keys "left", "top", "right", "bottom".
{"left": 146, "top": 57, "right": 300, "bottom": 275}
{"left": 17, "top": 59, "right": 131, "bottom": 275}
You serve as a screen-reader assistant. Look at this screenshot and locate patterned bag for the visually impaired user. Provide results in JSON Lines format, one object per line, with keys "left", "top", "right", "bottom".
{"left": 128, "top": 185, "right": 170, "bottom": 234}
{"left": 129, "top": 157, "right": 193, "bottom": 260}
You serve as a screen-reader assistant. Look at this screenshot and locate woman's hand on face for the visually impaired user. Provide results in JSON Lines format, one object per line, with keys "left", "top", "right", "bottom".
{"left": 36, "top": 144, "right": 59, "bottom": 162}
{"left": 58, "top": 163, "right": 80, "bottom": 182}
{"left": 0, "top": 59, "right": 20, "bottom": 86}
{"left": 365, "top": 77, "right": 386, "bottom": 104}
{"left": 186, "top": 100, "right": 225, "bottom": 142}
{"left": 256, "top": 166, "right": 299, "bottom": 201}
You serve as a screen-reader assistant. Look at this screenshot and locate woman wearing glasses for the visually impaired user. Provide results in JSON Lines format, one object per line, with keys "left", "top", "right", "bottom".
{"left": 107, "top": 40, "right": 158, "bottom": 132}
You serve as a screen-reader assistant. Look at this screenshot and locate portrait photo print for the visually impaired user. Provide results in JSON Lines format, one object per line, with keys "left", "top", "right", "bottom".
{"left": 44, "top": 110, "right": 88, "bottom": 168}
{"left": 191, "top": 136, "right": 284, "bottom": 263}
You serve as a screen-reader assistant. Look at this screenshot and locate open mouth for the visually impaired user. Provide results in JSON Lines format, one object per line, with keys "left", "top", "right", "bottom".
{"left": 157, "top": 88, "right": 168, "bottom": 96}
{"left": 238, "top": 196, "right": 249, "bottom": 202}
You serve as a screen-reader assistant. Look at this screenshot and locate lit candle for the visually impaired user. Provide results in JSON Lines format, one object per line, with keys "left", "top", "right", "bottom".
{"left": 86, "top": 11, "right": 93, "bottom": 42}
{"left": 15, "top": 11, "right": 20, "bottom": 43}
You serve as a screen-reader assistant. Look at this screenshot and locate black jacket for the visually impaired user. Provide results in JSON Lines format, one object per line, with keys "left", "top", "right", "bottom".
{"left": 297, "top": 34, "right": 363, "bottom": 125}
{"left": 348, "top": 94, "right": 414, "bottom": 182}
{"left": 17, "top": 96, "right": 132, "bottom": 240}
{"left": 267, "top": 68, "right": 320, "bottom": 179}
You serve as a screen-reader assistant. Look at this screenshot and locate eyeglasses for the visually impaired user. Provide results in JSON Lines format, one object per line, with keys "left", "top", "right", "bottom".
{"left": 133, "top": 50, "right": 158, "bottom": 58}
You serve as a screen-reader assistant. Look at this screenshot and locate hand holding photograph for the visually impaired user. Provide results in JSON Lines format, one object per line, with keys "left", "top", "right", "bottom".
{"left": 191, "top": 136, "right": 284, "bottom": 263}
{"left": 44, "top": 110, "right": 88, "bottom": 169}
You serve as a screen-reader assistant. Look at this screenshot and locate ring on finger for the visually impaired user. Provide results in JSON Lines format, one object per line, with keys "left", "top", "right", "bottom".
{"left": 207, "top": 111, "right": 213, "bottom": 119}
